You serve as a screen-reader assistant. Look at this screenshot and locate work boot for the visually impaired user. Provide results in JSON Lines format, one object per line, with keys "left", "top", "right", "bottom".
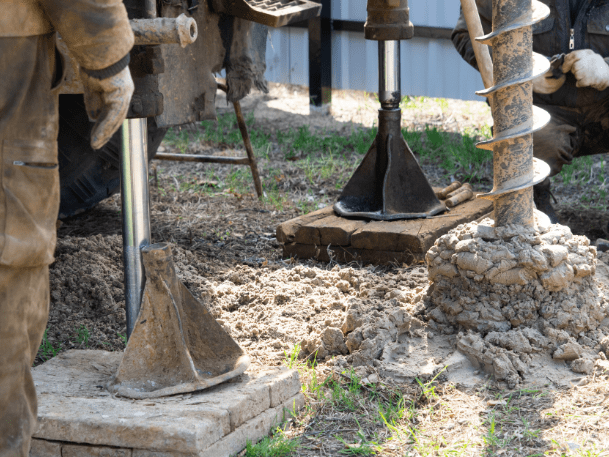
{"left": 533, "top": 178, "right": 559, "bottom": 224}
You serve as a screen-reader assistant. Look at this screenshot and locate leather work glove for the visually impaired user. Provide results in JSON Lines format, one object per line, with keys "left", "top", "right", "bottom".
{"left": 562, "top": 49, "right": 609, "bottom": 91}
{"left": 532, "top": 68, "right": 566, "bottom": 94}
{"left": 80, "top": 66, "right": 134, "bottom": 150}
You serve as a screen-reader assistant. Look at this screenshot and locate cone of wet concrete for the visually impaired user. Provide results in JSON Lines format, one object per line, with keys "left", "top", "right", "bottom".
{"left": 107, "top": 243, "right": 250, "bottom": 399}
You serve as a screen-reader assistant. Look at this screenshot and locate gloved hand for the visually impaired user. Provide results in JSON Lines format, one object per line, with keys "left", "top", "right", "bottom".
{"left": 532, "top": 68, "right": 566, "bottom": 94}
{"left": 80, "top": 66, "right": 134, "bottom": 150}
{"left": 562, "top": 49, "right": 609, "bottom": 90}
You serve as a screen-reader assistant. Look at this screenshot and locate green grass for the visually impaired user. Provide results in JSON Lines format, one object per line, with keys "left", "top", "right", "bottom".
{"left": 37, "top": 329, "right": 61, "bottom": 363}
{"left": 413, "top": 126, "right": 493, "bottom": 181}
{"left": 336, "top": 428, "right": 381, "bottom": 455}
{"left": 165, "top": 112, "right": 272, "bottom": 157}
{"left": 74, "top": 325, "right": 90, "bottom": 347}
{"left": 277, "top": 125, "right": 377, "bottom": 159}
{"left": 553, "top": 155, "right": 609, "bottom": 209}
{"left": 244, "top": 427, "right": 299, "bottom": 457}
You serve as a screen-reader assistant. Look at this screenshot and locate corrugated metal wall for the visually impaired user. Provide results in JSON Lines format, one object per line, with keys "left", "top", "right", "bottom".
{"left": 264, "top": 0, "right": 484, "bottom": 101}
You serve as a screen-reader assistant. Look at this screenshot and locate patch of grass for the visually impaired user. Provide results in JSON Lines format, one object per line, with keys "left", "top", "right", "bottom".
{"left": 165, "top": 113, "right": 272, "bottom": 158}
{"left": 415, "top": 366, "right": 446, "bottom": 403}
{"left": 244, "top": 427, "right": 299, "bottom": 457}
{"left": 413, "top": 126, "right": 492, "bottom": 181}
{"left": 336, "top": 428, "right": 380, "bottom": 455}
{"left": 277, "top": 125, "right": 377, "bottom": 159}
{"left": 283, "top": 343, "right": 301, "bottom": 369}
{"left": 118, "top": 333, "right": 127, "bottom": 345}
{"left": 37, "top": 329, "right": 60, "bottom": 363}
{"left": 164, "top": 128, "right": 190, "bottom": 154}
{"left": 200, "top": 112, "right": 272, "bottom": 156}
{"left": 331, "top": 369, "right": 364, "bottom": 412}
{"left": 74, "top": 325, "right": 90, "bottom": 347}
{"left": 560, "top": 155, "right": 594, "bottom": 186}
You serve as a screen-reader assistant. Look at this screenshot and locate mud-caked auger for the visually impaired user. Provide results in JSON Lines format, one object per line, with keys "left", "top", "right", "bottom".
{"left": 473, "top": 0, "right": 552, "bottom": 227}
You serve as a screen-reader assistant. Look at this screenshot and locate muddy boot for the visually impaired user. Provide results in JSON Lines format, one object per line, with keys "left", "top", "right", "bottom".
{"left": 533, "top": 178, "right": 559, "bottom": 224}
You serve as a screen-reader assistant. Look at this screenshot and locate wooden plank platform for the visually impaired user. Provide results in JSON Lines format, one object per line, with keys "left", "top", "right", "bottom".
{"left": 276, "top": 196, "right": 493, "bottom": 265}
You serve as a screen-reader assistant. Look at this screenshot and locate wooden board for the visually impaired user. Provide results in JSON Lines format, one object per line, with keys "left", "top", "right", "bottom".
{"left": 275, "top": 197, "right": 493, "bottom": 265}
{"left": 275, "top": 206, "right": 333, "bottom": 243}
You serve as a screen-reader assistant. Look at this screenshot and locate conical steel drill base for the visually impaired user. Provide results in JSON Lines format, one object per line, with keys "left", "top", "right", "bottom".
{"left": 107, "top": 243, "right": 250, "bottom": 399}
{"left": 334, "top": 109, "right": 445, "bottom": 220}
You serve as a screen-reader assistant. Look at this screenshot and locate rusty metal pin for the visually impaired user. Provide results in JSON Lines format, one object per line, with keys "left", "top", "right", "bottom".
{"left": 436, "top": 181, "right": 462, "bottom": 199}
{"left": 446, "top": 189, "right": 474, "bottom": 208}
{"left": 446, "top": 183, "right": 473, "bottom": 200}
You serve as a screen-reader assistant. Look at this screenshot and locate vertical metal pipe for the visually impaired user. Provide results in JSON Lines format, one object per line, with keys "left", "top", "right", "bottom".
{"left": 144, "top": 0, "right": 157, "bottom": 18}
{"left": 308, "top": 0, "right": 332, "bottom": 110}
{"left": 378, "top": 40, "right": 401, "bottom": 110}
{"left": 120, "top": 118, "right": 151, "bottom": 338}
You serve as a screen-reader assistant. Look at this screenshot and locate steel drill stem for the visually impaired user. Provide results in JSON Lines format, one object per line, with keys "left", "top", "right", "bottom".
{"left": 378, "top": 41, "right": 401, "bottom": 110}
{"left": 120, "top": 118, "right": 152, "bottom": 339}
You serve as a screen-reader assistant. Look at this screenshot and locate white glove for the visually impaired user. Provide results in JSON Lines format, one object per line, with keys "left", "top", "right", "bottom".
{"left": 562, "top": 49, "right": 609, "bottom": 91}
{"left": 80, "top": 66, "right": 134, "bottom": 150}
{"left": 532, "top": 68, "right": 566, "bottom": 94}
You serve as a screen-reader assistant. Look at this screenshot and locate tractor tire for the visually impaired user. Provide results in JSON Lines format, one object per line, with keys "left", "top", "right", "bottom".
{"left": 57, "top": 94, "right": 167, "bottom": 219}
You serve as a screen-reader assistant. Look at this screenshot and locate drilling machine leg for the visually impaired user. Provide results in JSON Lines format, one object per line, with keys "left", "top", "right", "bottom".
{"left": 334, "top": 0, "right": 444, "bottom": 221}
{"left": 112, "top": 118, "right": 249, "bottom": 399}
{"left": 120, "top": 118, "right": 151, "bottom": 338}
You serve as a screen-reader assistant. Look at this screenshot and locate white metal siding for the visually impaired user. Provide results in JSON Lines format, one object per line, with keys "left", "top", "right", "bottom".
{"left": 264, "top": 1, "right": 485, "bottom": 101}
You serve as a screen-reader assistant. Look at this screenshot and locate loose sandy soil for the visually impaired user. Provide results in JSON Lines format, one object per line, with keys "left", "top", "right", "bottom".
{"left": 43, "top": 83, "right": 609, "bottom": 456}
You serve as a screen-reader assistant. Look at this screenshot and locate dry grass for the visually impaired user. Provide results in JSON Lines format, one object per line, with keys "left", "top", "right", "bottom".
{"left": 272, "top": 349, "right": 609, "bottom": 456}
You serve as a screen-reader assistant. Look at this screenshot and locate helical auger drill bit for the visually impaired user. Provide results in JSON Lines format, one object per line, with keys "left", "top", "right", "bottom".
{"left": 475, "top": 0, "right": 553, "bottom": 228}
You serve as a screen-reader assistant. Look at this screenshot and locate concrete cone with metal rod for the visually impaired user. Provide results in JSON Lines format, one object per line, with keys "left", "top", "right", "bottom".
{"left": 334, "top": 0, "right": 445, "bottom": 221}
{"left": 425, "top": 0, "right": 608, "bottom": 387}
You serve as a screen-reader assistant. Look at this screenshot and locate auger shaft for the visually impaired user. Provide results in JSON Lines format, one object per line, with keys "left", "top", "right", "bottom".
{"left": 474, "top": 0, "right": 551, "bottom": 228}
{"left": 490, "top": 2, "right": 535, "bottom": 227}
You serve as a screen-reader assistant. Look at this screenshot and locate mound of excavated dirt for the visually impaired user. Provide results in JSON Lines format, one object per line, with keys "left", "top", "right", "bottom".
{"left": 192, "top": 263, "right": 429, "bottom": 364}
{"left": 47, "top": 235, "right": 127, "bottom": 353}
{"left": 424, "top": 217, "right": 609, "bottom": 388}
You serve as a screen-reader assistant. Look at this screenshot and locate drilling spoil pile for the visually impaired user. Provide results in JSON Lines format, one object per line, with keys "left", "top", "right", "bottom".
{"left": 426, "top": 216, "right": 609, "bottom": 387}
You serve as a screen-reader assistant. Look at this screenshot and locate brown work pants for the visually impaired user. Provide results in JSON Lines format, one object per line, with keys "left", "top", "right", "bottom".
{"left": 0, "top": 34, "right": 61, "bottom": 457}
{"left": 533, "top": 100, "right": 609, "bottom": 177}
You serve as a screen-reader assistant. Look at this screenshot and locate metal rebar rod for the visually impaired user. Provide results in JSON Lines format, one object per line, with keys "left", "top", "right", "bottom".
{"left": 378, "top": 41, "right": 401, "bottom": 110}
{"left": 120, "top": 118, "right": 151, "bottom": 339}
{"left": 232, "top": 100, "right": 264, "bottom": 198}
{"left": 144, "top": 0, "right": 157, "bottom": 18}
{"left": 154, "top": 153, "right": 251, "bottom": 165}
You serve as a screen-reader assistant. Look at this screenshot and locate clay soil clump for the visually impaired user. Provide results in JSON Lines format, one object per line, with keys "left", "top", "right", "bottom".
{"left": 425, "top": 216, "right": 609, "bottom": 387}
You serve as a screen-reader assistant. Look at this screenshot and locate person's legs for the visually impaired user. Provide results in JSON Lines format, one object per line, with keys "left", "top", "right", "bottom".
{"left": 0, "top": 34, "right": 60, "bottom": 457}
{"left": 0, "top": 266, "right": 49, "bottom": 457}
{"left": 532, "top": 104, "right": 581, "bottom": 223}
{"left": 576, "top": 96, "right": 609, "bottom": 159}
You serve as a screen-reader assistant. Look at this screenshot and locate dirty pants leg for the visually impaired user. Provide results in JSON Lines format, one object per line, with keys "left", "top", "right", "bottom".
{"left": 0, "top": 34, "right": 61, "bottom": 457}
{"left": 0, "top": 268, "right": 50, "bottom": 457}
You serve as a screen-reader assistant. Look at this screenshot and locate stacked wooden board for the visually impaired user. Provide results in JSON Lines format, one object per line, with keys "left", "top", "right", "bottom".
{"left": 276, "top": 196, "right": 493, "bottom": 265}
